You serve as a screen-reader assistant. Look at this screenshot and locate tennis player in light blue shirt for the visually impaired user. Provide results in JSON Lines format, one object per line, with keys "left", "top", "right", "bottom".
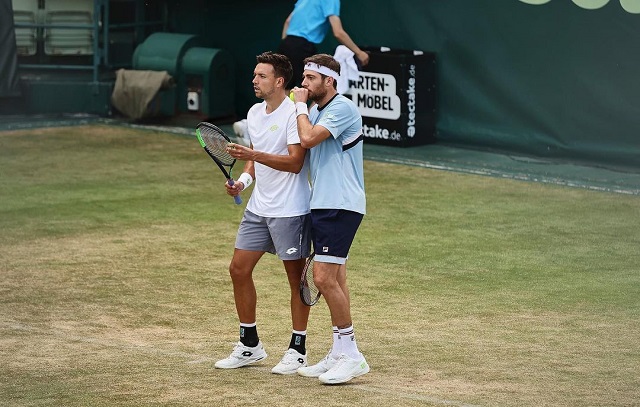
{"left": 290, "top": 53, "right": 369, "bottom": 385}
{"left": 307, "top": 94, "right": 366, "bottom": 214}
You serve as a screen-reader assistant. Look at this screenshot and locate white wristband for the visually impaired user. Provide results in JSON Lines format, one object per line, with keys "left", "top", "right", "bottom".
{"left": 295, "top": 102, "right": 309, "bottom": 117}
{"left": 237, "top": 172, "right": 253, "bottom": 189}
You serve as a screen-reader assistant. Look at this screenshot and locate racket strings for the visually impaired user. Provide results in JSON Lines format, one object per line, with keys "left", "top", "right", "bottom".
{"left": 198, "top": 127, "right": 235, "bottom": 166}
{"left": 301, "top": 257, "right": 320, "bottom": 305}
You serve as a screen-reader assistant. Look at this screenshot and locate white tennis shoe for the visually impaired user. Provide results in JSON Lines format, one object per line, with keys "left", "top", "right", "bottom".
{"left": 318, "top": 353, "right": 370, "bottom": 384}
{"left": 271, "top": 349, "right": 307, "bottom": 375}
{"left": 214, "top": 341, "right": 267, "bottom": 369}
{"left": 296, "top": 351, "right": 339, "bottom": 377}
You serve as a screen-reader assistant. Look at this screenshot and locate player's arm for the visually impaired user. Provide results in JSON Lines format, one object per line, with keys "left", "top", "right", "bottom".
{"left": 295, "top": 113, "right": 332, "bottom": 149}
{"left": 328, "top": 15, "right": 369, "bottom": 66}
{"left": 252, "top": 143, "right": 307, "bottom": 174}
{"left": 227, "top": 142, "right": 306, "bottom": 174}
{"left": 290, "top": 87, "right": 333, "bottom": 148}
{"left": 282, "top": 12, "right": 293, "bottom": 39}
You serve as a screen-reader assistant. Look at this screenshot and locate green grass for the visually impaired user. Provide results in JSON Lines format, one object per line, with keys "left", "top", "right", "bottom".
{"left": 1, "top": 125, "right": 639, "bottom": 406}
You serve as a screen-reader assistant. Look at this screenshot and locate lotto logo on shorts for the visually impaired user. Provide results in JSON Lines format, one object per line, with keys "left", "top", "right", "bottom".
{"left": 322, "top": 247, "right": 329, "bottom": 253}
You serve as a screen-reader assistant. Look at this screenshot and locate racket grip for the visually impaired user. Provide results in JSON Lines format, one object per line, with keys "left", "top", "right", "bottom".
{"left": 228, "top": 179, "right": 242, "bottom": 205}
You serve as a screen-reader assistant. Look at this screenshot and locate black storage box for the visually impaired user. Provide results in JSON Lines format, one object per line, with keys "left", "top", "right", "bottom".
{"left": 344, "top": 47, "right": 436, "bottom": 147}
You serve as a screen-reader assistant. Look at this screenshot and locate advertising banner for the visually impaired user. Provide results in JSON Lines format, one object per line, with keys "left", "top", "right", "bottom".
{"left": 344, "top": 48, "right": 437, "bottom": 147}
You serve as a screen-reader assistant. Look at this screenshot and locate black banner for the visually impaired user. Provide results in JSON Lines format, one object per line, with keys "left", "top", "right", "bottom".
{"left": 344, "top": 48, "right": 437, "bottom": 147}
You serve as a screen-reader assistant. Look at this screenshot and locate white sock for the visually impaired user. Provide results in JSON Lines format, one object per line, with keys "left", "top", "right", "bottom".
{"left": 338, "top": 325, "right": 360, "bottom": 359}
{"left": 330, "top": 326, "right": 340, "bottom": 358}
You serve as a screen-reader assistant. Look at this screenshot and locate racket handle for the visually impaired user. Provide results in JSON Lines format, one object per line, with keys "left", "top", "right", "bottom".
{"left": 228, "top": 179, "right": 242, "bottom": 205}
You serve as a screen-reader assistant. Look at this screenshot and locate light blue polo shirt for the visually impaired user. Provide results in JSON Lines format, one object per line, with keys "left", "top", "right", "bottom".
{"left": 308, "top": 94, "right": 366, "bottom": 214}
{"left": 286, "top": 0, "right": 340, "bottom": 44}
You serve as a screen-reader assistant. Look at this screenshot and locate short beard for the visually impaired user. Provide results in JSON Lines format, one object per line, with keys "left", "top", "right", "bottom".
{"left": 308, "top": 87, "right": 327, "bottom": 103}
{"left": 256, "top": 87, "right": 275, "bottom": 100}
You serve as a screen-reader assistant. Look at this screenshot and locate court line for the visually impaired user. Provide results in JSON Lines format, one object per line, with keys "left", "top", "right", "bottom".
{"left": 2, "top": 320, "right": 216, "bottom": 364}
{"left": 353, "top": 384, "right": 482, "bottom": 407}
{"left": 368, "top": 156, "right": 640, "bottom": 196}
{"left": 2, "top": 320, "right": 481, "bottom": 406}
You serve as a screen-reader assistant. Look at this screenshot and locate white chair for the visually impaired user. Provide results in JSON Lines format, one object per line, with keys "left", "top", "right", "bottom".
{"left": 44, "top": 0, "right": 94, "bottom": 55}
{"left": 12, "top": 0, "right": 40, "bottom": 56}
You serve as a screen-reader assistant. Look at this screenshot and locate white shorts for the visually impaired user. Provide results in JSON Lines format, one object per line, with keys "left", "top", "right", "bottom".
{"left": 235, "top": 210, "right": 312, "bottom": 260}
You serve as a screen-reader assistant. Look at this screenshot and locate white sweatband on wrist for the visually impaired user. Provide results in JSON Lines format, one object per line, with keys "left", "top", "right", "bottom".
{"left": 295, "top": 102, "right": 309, "bottom": 117}
{"left": 237, "top": 172, "right": 253, "bottom": 189}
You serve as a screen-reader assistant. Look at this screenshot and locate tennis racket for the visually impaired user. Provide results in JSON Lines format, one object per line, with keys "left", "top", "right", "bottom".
{"left": 195, "top": 122, "right": 242, "bottom": 205}
{"left": 300, "top": 253, "right": 320, "bottom": 306}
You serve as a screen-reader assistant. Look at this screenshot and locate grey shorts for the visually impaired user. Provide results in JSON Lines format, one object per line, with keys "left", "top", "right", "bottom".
{"left": 235, "top": 210, "right": 312, "bottom": 260}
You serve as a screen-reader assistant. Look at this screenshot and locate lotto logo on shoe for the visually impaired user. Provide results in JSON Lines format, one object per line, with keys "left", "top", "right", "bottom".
{"left": 242, "top": 351, "right": 253, "bottom": 357}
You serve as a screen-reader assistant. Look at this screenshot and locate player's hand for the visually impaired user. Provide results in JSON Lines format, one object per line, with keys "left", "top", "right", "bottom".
{"left": 291, "top": 87, "right": 309, "bottom": 104}
{"left": 225, "top": 180, "right": 244, "bottom": 196}
{"left": 226, "top": 143, "right": 255, "bottom": 161}
{"left": 357, "top": 51, "right": 370, "bottom": 67}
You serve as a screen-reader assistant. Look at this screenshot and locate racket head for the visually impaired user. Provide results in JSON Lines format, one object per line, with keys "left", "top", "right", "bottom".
{"left": 300, "top": 253, "right": 320, "bottom": 306}
{"left": 195, "top": 122, "right": 236, "bottom": 167}
{"left": 195, "top": 122, "right": 242, "bottom": 205}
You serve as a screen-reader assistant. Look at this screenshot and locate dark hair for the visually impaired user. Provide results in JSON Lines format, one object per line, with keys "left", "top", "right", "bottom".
{"left": 303, "top": 54, "right": 341, "bottom": 89}
{"left": 256, "top": 51, "right": 293, "bottom": 86}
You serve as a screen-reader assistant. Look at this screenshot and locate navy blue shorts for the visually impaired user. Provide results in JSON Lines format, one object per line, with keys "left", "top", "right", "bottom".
{"left": 311, "top": 209, "right": 363, "bottom": 265}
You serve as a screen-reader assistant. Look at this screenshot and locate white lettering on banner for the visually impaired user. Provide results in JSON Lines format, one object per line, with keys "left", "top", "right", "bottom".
{"left": 345, "top": 72, "right": 401, "bottom": 120}
{"left": 406, "top": 65, "right": 416, "bottom": 138}
{"left": 362, "top": 124, "right": 402, "bottom": 141}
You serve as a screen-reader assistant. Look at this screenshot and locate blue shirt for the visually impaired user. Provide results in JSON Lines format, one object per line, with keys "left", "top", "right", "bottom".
{"left": 286, "top": 0, "right": 340, "bottom": 44}
{"left": 308, "top": 94, "right": 366, "bottom": 214}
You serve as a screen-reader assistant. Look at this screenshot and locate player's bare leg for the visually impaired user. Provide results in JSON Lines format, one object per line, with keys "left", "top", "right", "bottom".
{"left": 306, "top": 260, "right": 369, "bottom": 384}
{"left": 272, "top": 258, "right": 312, "bottom": 375}
{"left": 215, "top": 249, "right": 267, "bottom": 369}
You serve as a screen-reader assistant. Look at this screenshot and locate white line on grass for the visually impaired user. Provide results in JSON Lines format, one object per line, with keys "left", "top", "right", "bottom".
{"left": 3, "top": 320, "right": 215, "bottom": 364}
{"left": 352, "top": 384, "right": 481, "bottom": 407}
{"left": 370, "top": 156, "right": 640, "bottom": 196}
{"left": 3, "top": 320, "right": 481, "bottom": 406}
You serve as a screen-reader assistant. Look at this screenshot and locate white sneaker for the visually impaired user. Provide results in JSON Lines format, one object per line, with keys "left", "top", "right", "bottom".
{"left": 296, "top": 351, "right": 338, "bottom": 378}
{"left": 214, "top": 341, "right": 267, "bottom": 369}
{"left": 318, "top": 353, "right": 370, "bottom": 384}
{"left": 271, "top": 349, "right": 307, "bottom": 375}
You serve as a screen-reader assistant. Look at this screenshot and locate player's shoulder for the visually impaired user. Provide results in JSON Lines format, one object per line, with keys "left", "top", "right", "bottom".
{"left": 332, "top": 94, "right": 352, "bottom": 105}
{"left": 330, "top": 94, "right": 358, "bottom": 112}
{"left": 282, "top": 96, "right": 296, "bottom": 112}
{"left": 247, "top": 101, "right": 267, "bottom": 116}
